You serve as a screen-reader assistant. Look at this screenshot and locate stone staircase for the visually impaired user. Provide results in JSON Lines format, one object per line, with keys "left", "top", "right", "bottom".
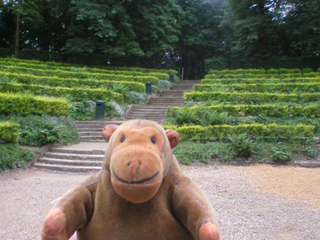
{"left": 125, "top": 80, "right": 200, "bottom": 122}
{"left": 33, "top": 147, "right": 104, "bottom": 172}
{"left": 75, "top": 120, "right": 124, "bottom": 142}
{"left": 33, "top": 80, "right": 200, "bottom": 172}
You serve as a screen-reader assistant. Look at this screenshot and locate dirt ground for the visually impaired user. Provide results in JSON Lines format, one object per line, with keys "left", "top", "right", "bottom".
{"left": 229, "top": 164, "right": 320, "bottom": 211}
{"left": 1, "top": 164, "right": 320, "bottom": 240}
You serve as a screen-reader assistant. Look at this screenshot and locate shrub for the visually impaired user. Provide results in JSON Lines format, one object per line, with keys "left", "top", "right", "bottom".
{"left": 0, "top": 144, "right": 34, "bottom": 170}
{"left": 271, "top": 143, "right": 292, "bottom": 163}
{"left": 0, "top": 92, "right": 70, "bottom": 116}
{"left": 0, "top": 115, "right": 80, "bottom": 146}
{"left": 0, "top": 121, "right": 19, "bottom": 143}
{"left": 0, "top": 82, "right": 124, "bottom": 103}
{"left": 228, "top": 133, "right": 255, "bottom": 158}
{"left": 173, "top": 141, "right": 220, "bottom": 164}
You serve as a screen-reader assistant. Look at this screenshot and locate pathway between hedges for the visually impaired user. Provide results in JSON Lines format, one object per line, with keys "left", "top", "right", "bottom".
{"left": 1, "top": 164, "right": 320, "bottom": 240}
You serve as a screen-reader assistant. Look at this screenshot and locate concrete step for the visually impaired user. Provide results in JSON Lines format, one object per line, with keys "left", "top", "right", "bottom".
{"left": 50, "top": 148, "right": 104, "bottom": 155}
{"left": 33, "top": 147, "right": 105, "bottom": 172}
{"left": 33, "top": 162, "right": 101, "bottom": 172}
{"left": 44, "top": 152, "right": 104, "bottom": 160}
{"left": 37, "top": 158, "right": 102, "bottom": 166}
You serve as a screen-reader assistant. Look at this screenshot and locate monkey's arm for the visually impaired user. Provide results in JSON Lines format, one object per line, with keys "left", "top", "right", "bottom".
{"left": 41, "top": 173, "right": 100, "bottom": 240}
{"left": 172, "top": 174, "right": 221, "bottom": 240}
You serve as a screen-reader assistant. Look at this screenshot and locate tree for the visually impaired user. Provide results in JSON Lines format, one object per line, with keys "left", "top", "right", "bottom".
{"left": 64, "top": 0, "right": 183, "bottom": 68}
{"left": 175, "top": 0, "right": 225, "bottom": 79}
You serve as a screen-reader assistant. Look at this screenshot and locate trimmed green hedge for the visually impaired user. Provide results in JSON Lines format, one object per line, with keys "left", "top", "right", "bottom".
{"left": 2, "top": 65, "right": 160, "bottom": 85}
{"left": 0, "top": 72, "right": 145, "bottom": 93}
{"left": 0, "top": 121, "right": 19, "bottom": 143}
{"left": 204, "top": 72, "right": 318, "bottom": 79}
{"left": 167, "top": 104, "right": 320, "bottom": 118}
{"left": 194, "top": 83, "right": 320, "bottom": 93}
{"left": 0, "top": 82, "right": 123, "bottom": 103}
{"left": 202, "top": 77, "right": 320, "bottom": 85}
{"left": 185, "top": 91, "right": 320, "bottom": 103}
{"left": 0, "top": 92, "right": 70, "bottom": 116}
{"left": 164, "top": 123, "right": 315, "bottom": 141}
{"left": 0, "top": 57, "right": 178, "bottom": 75}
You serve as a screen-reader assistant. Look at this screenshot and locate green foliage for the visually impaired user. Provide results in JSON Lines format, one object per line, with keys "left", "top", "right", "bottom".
{"left": 168, "top": 104, "right": 320, "bottom": 119}
{"left": 271, "top": 143, "right": 292, "bottom": 163}
{"left": 195, "top": 83, "right": 320, "bottom": 94}
{"left": 0, "top": 82, "right": 123, "bottom": 103}
{"left": 185, "top": 91, "right": 320, "bottom": 104}
{"left": 69, "top": 101, "right": 96, "bottom": 121}
{"left": 0, "top": 72, "right": 146, "bottom": 93}
{"left": 0, "top": 121, "right": 19, "bottom": 143}
{"left": 228, "top": 133, "right": 255, "bottom": 158}
{"left": 0, "top": 92, "right": 70, "bottom": 116}
{"left": 0, "top": 144, "right": 34, "bottom": 170}
{"left": 0, "top": 115, "right": 80, "bottom": 146}
{"left": 173, "top": 141, "right": 220, "bottom": 165}
{"left": 163, "top": 124, "right": 315, "bottom": 142}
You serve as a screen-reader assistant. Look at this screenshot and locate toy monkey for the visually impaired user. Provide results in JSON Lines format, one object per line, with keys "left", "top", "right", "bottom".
{"left": 42, "top": 119, "right": 221, "bottom": 240}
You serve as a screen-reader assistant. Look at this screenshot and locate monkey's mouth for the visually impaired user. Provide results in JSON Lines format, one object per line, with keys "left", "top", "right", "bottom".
{"left": 112, "top": 171, "right": 159, "bottom": 185}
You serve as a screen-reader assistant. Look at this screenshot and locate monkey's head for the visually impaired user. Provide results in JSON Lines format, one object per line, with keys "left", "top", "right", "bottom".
{"left": 102, "top": 120, "right": 179, "bottom": 204}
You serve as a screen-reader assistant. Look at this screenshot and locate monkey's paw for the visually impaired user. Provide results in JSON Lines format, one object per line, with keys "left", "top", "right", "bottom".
{"left": 199, "top": 222, "right": 220, "bottom": 240}
{"left": 41, "top": 208, "right": 68, "bottom": 240}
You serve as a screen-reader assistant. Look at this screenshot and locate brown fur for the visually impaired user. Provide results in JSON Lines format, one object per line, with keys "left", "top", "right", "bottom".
{"left": 42, "top": 120, "right": 220, "bottom": 240}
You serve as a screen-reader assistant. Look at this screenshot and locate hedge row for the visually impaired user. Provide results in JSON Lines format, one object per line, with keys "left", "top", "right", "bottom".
{"left": 0, "top": 57, "right": 178, "bottom": 75}
{"left": 0, "top": 92, "right": 70, "bottom": 116}
{"left": 0, "top": 72, "right": 145, "bottom": 93}
{"left": 0, "top": 121, "right": 19, "bottom": 143}
{"left": 202, "top": 77, "right": 320, "bottom": 85}
{"left": 0, "top": 83, "right": 123, "bottom": 103}
{"left": 0, "top": 62, "right": 169, "bottom": 80}
{"left": 185, "top": 91, "right": 320, "bottom": 103}
{"left": 208, "top": 68, "right": 314, "bottom": 75}
{"left": 204, "top": 72, "right": 319, "bottom": 79}
{"left": 164, "top": 123, "right": 315, "bottom": 140}
{"left": 0, "top": 58, "right": 178, "bottom": 75}
{"left": 2, "top": 65, "right": 159, "bottom": 85}
{"left": 167, "top": 104, "right": 320, "bottom": 118}
{"left": 194, "top": 83, "right": 320, "bottom": 93}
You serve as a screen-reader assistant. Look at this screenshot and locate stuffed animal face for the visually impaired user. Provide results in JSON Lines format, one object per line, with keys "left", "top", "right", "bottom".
{"left": 102, "top": 120, "right": 179, "bottom": 204}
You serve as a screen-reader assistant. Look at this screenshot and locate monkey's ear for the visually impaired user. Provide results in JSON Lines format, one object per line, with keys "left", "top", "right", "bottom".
{"left": 102, "top": 124, "right": 119, "bottom": 142}
{"left": 165, "top": 129, "right": 180, "bottom": 149}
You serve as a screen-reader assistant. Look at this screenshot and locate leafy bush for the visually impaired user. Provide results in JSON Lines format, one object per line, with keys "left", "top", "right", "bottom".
{"left": 185, "top": 91, "right": 320, "bottom": 104}
{"left": 0, "top": 144, "right": 34, "bottom": 170}
{"left": 0, "top": 121, "right": 19, "bottom": 143}
{"left": 0, "top": 115, "right": 80, "bottom": 146}
{"left": 271, "top": 143, "right": 292, "bottom": 163}
{"left": 0, "top": 92, "right": 70, "bottom": 116}
{"left": 173, "top": 141, "right": 220, "bottom": 165}
{"left": 228, "top": 133, "right": 255, "bottom": 158}
{"left": 69, "top": 101, "right": 96, "bottom": 121}
{"left": 128, "top": 92, "right": 148, "bottom": 104}
{"left": 163, "top": 124, "right": 315, "bottom": 142}
{"left": 0, "top": 82, "right": 124, "bottom": 103}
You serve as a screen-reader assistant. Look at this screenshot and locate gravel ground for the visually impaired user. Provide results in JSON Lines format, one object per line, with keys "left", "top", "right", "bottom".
{"left": 1, "top": 165, "right": 320, "bottom": 240}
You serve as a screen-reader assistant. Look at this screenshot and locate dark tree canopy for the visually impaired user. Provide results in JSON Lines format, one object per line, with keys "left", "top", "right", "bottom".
{"left": 1, "top": 0, "right": 319, "bottom": 78}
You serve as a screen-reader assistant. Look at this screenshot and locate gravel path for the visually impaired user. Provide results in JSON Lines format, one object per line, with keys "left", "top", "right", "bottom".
{"left": 1, "top": 165, "right": 320, "bottom": 240}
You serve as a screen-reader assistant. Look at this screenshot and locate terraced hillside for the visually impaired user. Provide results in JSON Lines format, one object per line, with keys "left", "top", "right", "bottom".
{"left": 165, "top": 68, "right": 320, "bottom": 142}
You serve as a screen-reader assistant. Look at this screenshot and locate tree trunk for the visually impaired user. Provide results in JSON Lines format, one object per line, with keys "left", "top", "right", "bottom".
{"left": 15, "top": 11, "right": 21, "bottom": 57}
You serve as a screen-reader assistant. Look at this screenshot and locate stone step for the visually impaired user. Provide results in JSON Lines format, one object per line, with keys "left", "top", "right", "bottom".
{"left": 81, "top": 135, "right": 104, "bottom": 141}
{"left": 38, "top": 158, "right": 102, "bottom": 166}
{"left": 33, "top": 162, "right": 101, "bottom": 172}
{"left": 44, "top": 152, "right": 104, "bottom": 160}
{"left": 50, "top": 148, "right": 104, "bottom": 155}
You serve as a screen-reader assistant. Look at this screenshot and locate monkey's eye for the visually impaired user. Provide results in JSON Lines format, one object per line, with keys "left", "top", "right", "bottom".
{"left": 150, "top": 137, "right": 156, "bottom": 144}
{"left": 120, "top": 135, "right": 125, "bottom": 142}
